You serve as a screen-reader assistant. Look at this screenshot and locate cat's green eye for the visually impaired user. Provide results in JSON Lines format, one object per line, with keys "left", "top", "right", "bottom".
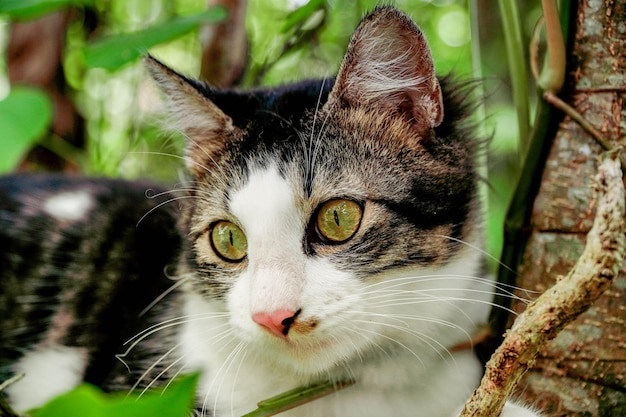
{"left": 316, "top": 199, "right": 363, "bottom": 243}
{"left": 211, "top": 221, "right": 247, "bottom": 262}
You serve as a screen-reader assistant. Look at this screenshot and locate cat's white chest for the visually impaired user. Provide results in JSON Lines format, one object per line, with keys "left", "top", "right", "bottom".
{"left": 182, "top": 328, "right": 484, "bottom": 417}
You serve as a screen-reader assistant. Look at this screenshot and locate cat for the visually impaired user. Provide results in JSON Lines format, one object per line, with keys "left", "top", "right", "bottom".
{"left": 0, "top": 6, "right": 542, "bottom": 417}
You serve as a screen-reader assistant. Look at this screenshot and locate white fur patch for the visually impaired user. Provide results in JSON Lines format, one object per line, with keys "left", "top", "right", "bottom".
{"left": 6, "top": 345, "right": 88, "bottom": 412}
{"left": 43, "top": 190, "right": 93, "bottom": 221}
{"left": 228, "top": 165, "right": 306, "bottom": 314}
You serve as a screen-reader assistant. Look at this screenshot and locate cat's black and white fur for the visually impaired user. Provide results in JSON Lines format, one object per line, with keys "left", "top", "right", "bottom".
{"left": 0, "top": 7, "right": 541, "bottom": 417}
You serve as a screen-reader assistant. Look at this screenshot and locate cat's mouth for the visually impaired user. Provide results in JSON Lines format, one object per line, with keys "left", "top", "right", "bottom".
{"left": 287, "top": 317, "right": 319, "bottom": 336}
{"left": 262, "top": 335, "right": 341, "bottom": 373}
{"left": 252, "top": 316, "right": 360, "bottom": 371}
{"left": 253, "top": 315, "right": 334, "bottom": 350}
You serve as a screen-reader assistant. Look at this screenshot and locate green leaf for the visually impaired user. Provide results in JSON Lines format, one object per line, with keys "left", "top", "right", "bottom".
{"left": 32, "top": 373, "right": 199, "bottom": 417}
{"left": 0, "top": 0, "right": 93, "bottom": 20}
{"left": 280, "top": 0, "right": 326, "bottom": 33}
{"left": 32, "top": 385, "right": 104, "bottom": 417}
{"left": 83, "top": 8, "right": 227, "bottom": 71}
{"left": 0, "top": 86, "right": 53, "bottom": 173}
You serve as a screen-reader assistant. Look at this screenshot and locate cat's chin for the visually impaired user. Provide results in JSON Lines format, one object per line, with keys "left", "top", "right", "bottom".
{"left": 249, "top": 333, "right": 361, "bottom": 377}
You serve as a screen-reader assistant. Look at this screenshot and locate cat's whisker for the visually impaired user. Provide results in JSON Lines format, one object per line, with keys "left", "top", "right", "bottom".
{"left": 122, "top": 311, "right": 230, "bottom": 346}
{"left": 359, "top": 274, "right": 537, "bottom": 304}
{"left": 359, "top": 291, "right": 526, "bottom": 317}
{"left": 308, "top": 97, "right": 334, "bottom": 187}
{"left": 304, "top": 77, "right": 330, "bottom": 188}
{"left": 363, "top": 288, "right": 487, "bottom": 327}
{"left": 332, "top": 330, "right": 376, "bottom": 375}
{"left": 133, "top": 342, "right": 182, "bottom": 397}
{"left": 330, "top": 318, "right": 371, "bottom": 366}
{"left": 350, "top": 310, "right": 468, "bottom": 353}
{"left": 340, "top": 320, "right": 395, "bottom": 363}
{"left": 138, "top": 274, "right": 192, "bottom": 317}
{"left": 202, "top": 339, "right": 248, "bottom": 417}
{"left": 391, "top": 315, "right": 472, "bottom": 342}
{"left": 128, "top": 150, "right": 186, "bottom": 163}
{"left": 228, "top": 348, "right": 250, "bottom": 417}
{"left": 254, "top": 108, "right": 321, "bottom": 190}
{"left": 353, "top": 318, "right": 457, "bottom": 368}
{"left": 355, "top": 315, "right": 456, "bottom": 366}
{"left": 143, "top": 184, "right": 216, "bottom": 200}
{"left": 351, "top": 326, "right": 427, "bottom": 369}
{"left": 350, "top": 310, "right": 464, "bottom": 331}
{"left": 362, "top": 286, "right": 529, "bottom": 307}
{"left": 117, "top": 312, "right": 230, "bottom": 367}
{"left": 254, "top": 108, "right": 327, "bottom": 193}
{"left": 427, "top": 233, "right": 518, "bottom": 274}
{"left": 135, "top": 195, "right": 201, "bottom": 227}
{"left": 134, "top": 322, "right": 234, "bottom": 397}
{"left": 362, "top": 273, "right": 537, "bottom": 294}
{"left": 366, "top": 295, "right": 519, "bottom": 316}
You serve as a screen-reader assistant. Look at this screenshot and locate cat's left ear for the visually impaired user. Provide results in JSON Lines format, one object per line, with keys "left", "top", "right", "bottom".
{"left": 326, "top": 7, "right": 443, "bottom": 129}
{"left": 144, "top": 56, "right": 236, "bottom": 176}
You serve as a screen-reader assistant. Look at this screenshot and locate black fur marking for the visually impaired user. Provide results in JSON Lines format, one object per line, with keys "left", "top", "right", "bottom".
{"left": 0, "top": 174, "right": 182, "bottom": 389}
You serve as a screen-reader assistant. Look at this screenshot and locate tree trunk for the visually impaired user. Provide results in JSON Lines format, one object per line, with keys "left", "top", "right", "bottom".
{"left": 510, "top": 1, "right": 626, "bottom": 415}
{"left": 200, "top": 0, "right": 248, "bottom": 87}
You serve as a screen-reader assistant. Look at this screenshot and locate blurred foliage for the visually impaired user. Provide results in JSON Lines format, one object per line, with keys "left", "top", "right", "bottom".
{"left": 0, "top": 0, "right": 93, "bottom": 20}
{"left": 0, "top": 85, "right": 52, "bottom": 171}
{"left": 246, "top": 0, "right": 474, "bottom": 85}
{"left": 3, "top": 0, "right": 485, "bottom": 174}
{"left": 0, "top": 0, "right": 543, "bottom": 260}
{"left": 29, "top": 373, "right": 198, "bottom": 417}
{"left": 82, "top": 8, "right": 225, "bottom": 71}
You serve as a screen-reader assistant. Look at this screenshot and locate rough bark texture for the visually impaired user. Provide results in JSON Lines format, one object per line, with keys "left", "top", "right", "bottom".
{"left": 511, "top": 1, "right": 626, "bottom": 415}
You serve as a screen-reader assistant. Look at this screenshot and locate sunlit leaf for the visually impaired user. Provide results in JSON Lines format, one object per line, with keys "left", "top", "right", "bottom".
{"left": 32, "top": 373, "right": 198, "bottom": 417}
{"left": 83, "top": 8, "right": 227, "bottom": 71}
{"left": 0, "top": 86, "right": 53, "bottom": 173}
{"left": 0, "top": 0, "right": 93, "bottom": 20}
{"left": 280, "top": 0, "right": 325, "bottom": 33}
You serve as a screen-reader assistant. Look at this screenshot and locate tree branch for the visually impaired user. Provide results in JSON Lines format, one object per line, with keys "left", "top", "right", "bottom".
{"left": 459, "top": 149, "right": 625, "bottom": 417}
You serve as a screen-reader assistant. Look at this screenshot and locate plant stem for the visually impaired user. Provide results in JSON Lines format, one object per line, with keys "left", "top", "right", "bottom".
{"left": 538, "top": 0, "right": 566, "bottom": 92}
{"left": 240, "top": 380, "right": 355, "bottom": 417}
{"left": 498, "top": 0, "right": 530, "bottom": 162}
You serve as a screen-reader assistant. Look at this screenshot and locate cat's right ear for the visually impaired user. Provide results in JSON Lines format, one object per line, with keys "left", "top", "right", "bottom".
{"left": 325, "top": 7, "right": 443, "bottom": 132}
{"left": 143, "top": 56, "right": 236, "bottom": 176}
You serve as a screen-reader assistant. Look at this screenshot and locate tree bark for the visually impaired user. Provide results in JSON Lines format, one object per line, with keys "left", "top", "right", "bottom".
{"left": 510, "top": 1, "right": 626, "bottom": 415}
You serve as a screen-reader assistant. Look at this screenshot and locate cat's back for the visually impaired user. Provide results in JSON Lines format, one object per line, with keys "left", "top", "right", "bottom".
{"left": 0, "top": 174, "right": 182, "bottom": 394}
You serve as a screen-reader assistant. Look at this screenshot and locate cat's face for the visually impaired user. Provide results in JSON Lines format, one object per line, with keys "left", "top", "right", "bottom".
{"left": 146, "top": 7, "right": 484, "bottom": 377}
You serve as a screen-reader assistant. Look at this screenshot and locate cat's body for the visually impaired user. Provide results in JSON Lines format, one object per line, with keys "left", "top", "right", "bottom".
{"left": 0, "top": 175, "right": 183, "bottom": 406}
{"left": 1, "top": 7, "right": 541, "bottom": 417}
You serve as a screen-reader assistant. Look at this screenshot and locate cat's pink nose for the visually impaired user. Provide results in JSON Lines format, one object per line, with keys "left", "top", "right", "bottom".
{"left": 252, "top": 309, "right": 299, "bottom": 338}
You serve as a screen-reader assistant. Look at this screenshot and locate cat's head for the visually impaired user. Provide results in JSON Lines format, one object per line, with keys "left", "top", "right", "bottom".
{"left": 146, "top": 6, "right": 485, "bottom": 377}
